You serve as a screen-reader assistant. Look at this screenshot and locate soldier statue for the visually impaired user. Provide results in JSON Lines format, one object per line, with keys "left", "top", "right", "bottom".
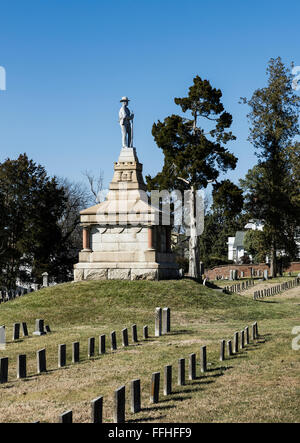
{"left": 119, "top": 96, "right": 134, "bottom": 148}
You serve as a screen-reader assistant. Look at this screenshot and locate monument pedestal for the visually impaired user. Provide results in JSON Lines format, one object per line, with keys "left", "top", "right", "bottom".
{"left": 74, "top": 147, "right": 179, "bottom": 281}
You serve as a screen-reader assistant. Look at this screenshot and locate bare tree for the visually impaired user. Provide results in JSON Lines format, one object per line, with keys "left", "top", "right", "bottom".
{"left": 55, "top": 178, "right": 92, "bottom": 279}
{"left": 83, "top": 170, "right": 104, "bottom": 204}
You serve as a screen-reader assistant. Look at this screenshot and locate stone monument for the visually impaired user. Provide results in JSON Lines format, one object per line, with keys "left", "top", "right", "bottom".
{"left": 73, "top": 97, "right": 179, "bottom": 281}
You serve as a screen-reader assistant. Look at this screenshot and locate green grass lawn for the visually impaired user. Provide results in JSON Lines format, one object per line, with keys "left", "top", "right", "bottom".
{"left": 0, "top": 278, "right": 299, "bottom": 423}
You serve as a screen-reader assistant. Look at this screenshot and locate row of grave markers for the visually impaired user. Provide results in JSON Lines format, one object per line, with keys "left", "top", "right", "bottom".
{"left": 253, "top": 277, "right": 300, "bottom": 300}
{"left": 0, "top": 310, "right": 171, "bottom": 384}
{"left": 56, "top": 321, "right": 259, "bottom": 424}
{"left": 0, "top": 287, "right": 34, "bottom": 304}
{"left": 0, "top": 326, "right": 147, "bottom": 383}
{"left": 0, "top": 319, "right": 50, "bottom": 345}
{"left": 227, "top": 269, "right": 269, "bottom": 280}
{"left": 224, "top": 279, "right": 255, "bottom": 294}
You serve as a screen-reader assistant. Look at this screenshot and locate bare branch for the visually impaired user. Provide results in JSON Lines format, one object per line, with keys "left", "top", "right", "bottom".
{"left": 83, "top": 170, "right": 104, "bottom": 204}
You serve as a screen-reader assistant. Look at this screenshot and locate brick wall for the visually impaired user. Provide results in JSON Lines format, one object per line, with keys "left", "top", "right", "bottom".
{"left": 204, "top": 262, "right": 300, "bottom": 279}
{"left": 287, "top": 262, "right": 300, "bottom": 273}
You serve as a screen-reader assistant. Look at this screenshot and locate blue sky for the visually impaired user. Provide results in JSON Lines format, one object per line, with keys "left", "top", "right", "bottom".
{"left": 0, "top": 0, "right": 299, "bottom": 194}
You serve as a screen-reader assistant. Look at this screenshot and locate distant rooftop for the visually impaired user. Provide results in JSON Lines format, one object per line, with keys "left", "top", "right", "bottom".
{"left": 233, "top": 231, "right": 246, "bottom": 248}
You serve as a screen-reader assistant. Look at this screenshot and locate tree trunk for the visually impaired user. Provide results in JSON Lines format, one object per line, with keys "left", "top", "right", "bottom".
{"left": 188, "top": 186, "right": 200, "bottom": 279}
{"left": 270, "top": 243, "right": 277, "bottom": 278}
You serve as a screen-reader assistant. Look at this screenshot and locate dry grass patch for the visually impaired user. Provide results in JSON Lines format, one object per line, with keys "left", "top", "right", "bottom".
{"left": 0, "top": 278, "right": 299, "bottom": 422}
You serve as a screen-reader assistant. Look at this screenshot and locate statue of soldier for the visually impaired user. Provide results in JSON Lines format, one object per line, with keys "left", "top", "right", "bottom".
{"left": 119, "top": 96, "right": 134, "bottom": 148}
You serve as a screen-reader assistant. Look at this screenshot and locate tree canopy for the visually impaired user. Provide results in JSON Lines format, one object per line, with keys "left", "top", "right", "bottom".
{"left": 146, "top": 76, "right": 240, "bottom": 277}
{"left": 146, "top": 75, "right": 237, "bottom": 192}
{"left": 241, "top": 57, "right": 300, "bottom": 275}
{"left": 0, "top": 154, "right": 67, "bottom": 287}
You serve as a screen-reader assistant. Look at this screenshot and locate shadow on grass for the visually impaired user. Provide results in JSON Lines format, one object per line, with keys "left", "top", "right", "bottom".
{"left": 127, "top": 415, "right": 167, "bottom": 423}
{"left": 176, "top": 386, "right": 206, "bottom": 396}
{"left": 0, "top": 383, "right": 15, "bottom": 389}
{"left": 166, "top": 330, "right": 194, "bottom": 336}
{"left": 159, "top": 394, "right": 193, "bottom": 402}
{"left": 181, "top": 276, "right": 203, "bottom": 284}
{"left": 207, "top": 365, "right": 232, "bottom": 372}
{"left": 127, "top": 371, "right": 224, "bottom": 423}
{"left": 240, "top": 347, "right": 258, "bottom": 353}
{"left": 183, "top": 277, "right": 231, "bottom": 291}
{"left": 6, "top": 339, "right": 25, "bottom": 345}
{"left": 227, "top": 353, "right": 249, "bottom": 360}
{"left": 128, "top": 403, "right": 177, "bottom": 422}
{"left": 142, "top": 404, "right": 176, "bottom": 411}
{"left": 256, "top": 337, "right": 267, "bottom": 344}
{"left": 256, "top": 300, "right": 279, "bottom": 304}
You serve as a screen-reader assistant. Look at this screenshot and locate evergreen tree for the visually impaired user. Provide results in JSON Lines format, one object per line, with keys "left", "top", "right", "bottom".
{"left": 147, "top": 76, "right": 238, "bottom": 277}
{"left": 199, "top": 181, "right": 245, "bottom": 269}
{"left": 0, "top": 154, "right": 67, "bottom": 288}
{"left": 241, "top": 57, "right": 300, "bottom": 276}
{"left": 243, "top": 229, "right": 269, "bottom": 264}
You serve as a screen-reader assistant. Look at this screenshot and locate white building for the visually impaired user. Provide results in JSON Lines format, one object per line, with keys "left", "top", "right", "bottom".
{"left": 227, "top": 231, "right": 248, "bottom": 262}
{"left": 228, "top": 219, "right": 300, "bottom": 263}
{"left": 228, "top": 219, "right": 262, "bottom": 262}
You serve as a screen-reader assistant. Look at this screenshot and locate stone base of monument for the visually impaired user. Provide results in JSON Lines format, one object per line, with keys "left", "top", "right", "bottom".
{"left": 74, "top": 262, "right": 179, "bottom": 282}
{"left": 74, "top": 147, "right": 180, "bottom": 282}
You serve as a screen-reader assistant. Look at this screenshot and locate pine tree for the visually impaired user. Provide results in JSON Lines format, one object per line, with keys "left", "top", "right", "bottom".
{"left": 146, "top": 76, "right": 238, "bottom": 278}
{"left": 241, "top": 57, "right": 300, "bottom": 276}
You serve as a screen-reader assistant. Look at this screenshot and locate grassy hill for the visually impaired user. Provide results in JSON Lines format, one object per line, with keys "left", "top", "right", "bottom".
{"left": 0, "top": 278, "right": 299, "bottom": 423}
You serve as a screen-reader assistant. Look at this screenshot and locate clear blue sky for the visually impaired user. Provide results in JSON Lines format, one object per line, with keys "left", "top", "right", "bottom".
{"left": 0, "top": 0, "right": 299, "bottom": 193}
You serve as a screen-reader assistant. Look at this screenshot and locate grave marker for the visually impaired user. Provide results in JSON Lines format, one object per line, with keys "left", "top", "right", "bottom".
{"left": 130, "top": 379, "right": 141, "bottom": 413}
{"left": 37, "top": 349, "right": 46, "bottom": 373}
{"left": 189, "top": 353, "right": 196, "bottom": 380}
{"left": 227, "top": 340, "right": 233, "bottom": 356}
{"left": 245, "top": 326, "right": 249, "bottom": 345}
{"left": 33, "top": 319, "right": 46, "bottom": 336}
{"left": 162, "top": 307, "right": 171, "bottom": 334}
{"left": 150, "top": 372, "right": 160, "bottom": 404}
{"left": 13, "top": 323, "right": 20, "bottom": 341}
{"left": 42, "top": 272, "right": 49, "bottom": 288}
{"left": 240, "top": 330, "right": 245, "bottom": 349}
{"left": 72, "top": 342, "right": 80, "bottom": 363}
{"left": 220, "top": 340, "right": 225, "bottom": 361}
{"left": 234, "top": 332, "right": 239, "bottom": 353}
{"left": 164, "top": 365, "right": 172, "bottom": 395}
{"left": 178, "top": 358, "right": 185, "bottom": 386}
{"left": 122, "top": 328, "right": 129, "bottom": 347}
{"left": 143, "top": 326, "right": 148, "bottom": 340}
{"left": 91, "top": 396, "right": 103, "bottom": 423}
{"left": 0, "top": 326, "right": 6, "bottom": 350}
{"left": 88, "top": 337, "right": 95, "bottom": 357}
{"left": 17, "top": 354, "right": 26, "bottom": 379}
{"left": 22, "top": 322, "right": 29, "bottom": 337}
{"left": 0, "top": 357, "right": 8, "bottom": 383}
{"left": 99, "top": 335, "right": 106, "bottom": 354}
{"left": 132, "top": 324, "right": 138, "bottom": 343}
{"left": 111, "top": 331, "right": 117, "bottom": 351}
{"left": 114, "top": 385, "right": 125, "bottom": 423}
{"left": 155, "top": 307, "right": 162, "bottom": 337}
{"left": 58, "top": 344, "right": 66, "bottom": 368}
{"left": 200, "top": 346, "right": 207, "bottom": 373}
{"left": 59, "top": 410, "right": 72, "bottom": 423}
